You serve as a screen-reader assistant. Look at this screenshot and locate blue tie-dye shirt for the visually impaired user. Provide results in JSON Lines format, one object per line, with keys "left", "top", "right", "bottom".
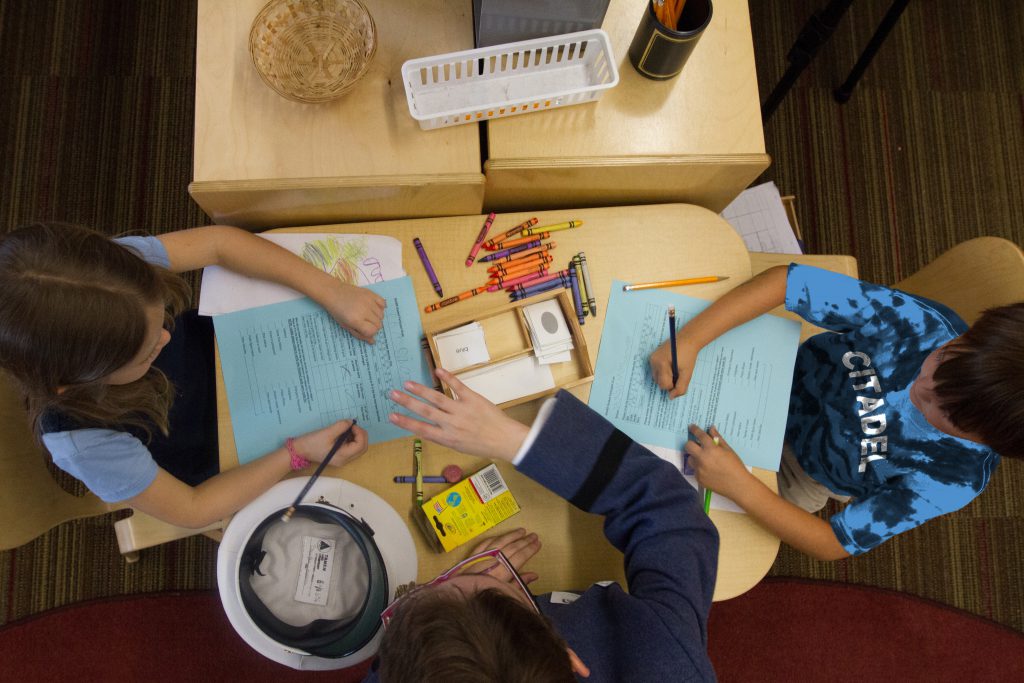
{"left": 784, "top": 264, "right": 999, "bottom": 555}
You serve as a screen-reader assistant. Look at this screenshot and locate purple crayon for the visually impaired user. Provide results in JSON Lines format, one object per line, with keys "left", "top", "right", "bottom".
{"left": 477, "top": 239, "right": 544, "bottom": 262}
{"left": 509, "top": 275, "right": 571, "bottom": 300}
{"left": 413, "top": 237, "right": 443, "bottom": 297}
{"left": 569, "top": 263, "right": 585, "bottom": 325}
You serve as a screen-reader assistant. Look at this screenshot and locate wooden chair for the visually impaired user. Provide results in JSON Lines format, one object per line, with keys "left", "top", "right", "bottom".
{"left": 894, "top": 237, "right": 1024, "bottom": 324}
{"left": 0, "top": 371, "right": 224, "bottom": 562}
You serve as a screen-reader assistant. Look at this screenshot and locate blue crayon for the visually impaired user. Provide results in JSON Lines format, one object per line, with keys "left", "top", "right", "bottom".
{"left": 509, "top": 276, "right": 570, "bottom": 301}
{"left": 569, "top": 265, "right": 585, "bottom": 324}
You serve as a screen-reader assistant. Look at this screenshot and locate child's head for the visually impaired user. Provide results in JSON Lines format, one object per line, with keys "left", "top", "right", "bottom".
{"left": 932, "top": 303, "right": 1024, "bottom": 458}
{"left": 0, "top": 222, "right": 189, "bottom": 434}
{"left": 377, "top": 585, "right": 574, "bottom": 682}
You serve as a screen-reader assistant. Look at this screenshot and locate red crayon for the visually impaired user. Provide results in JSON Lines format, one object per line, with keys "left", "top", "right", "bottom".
{"left": 483, "top": 217, "right": 539, "bottom": 249}
{"left": 465, "top": 212, "right": 496, "bottom": 266}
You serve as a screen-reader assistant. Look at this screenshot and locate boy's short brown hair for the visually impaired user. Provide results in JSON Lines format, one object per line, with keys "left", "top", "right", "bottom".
{"left": 377, "top": 587, "right": 574, "bottom": 683}
{"left": 934, "top": 303, "right": 1024, "bottom": 458}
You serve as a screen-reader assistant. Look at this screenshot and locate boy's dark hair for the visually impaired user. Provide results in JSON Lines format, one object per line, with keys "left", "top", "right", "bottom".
{"left": 377, "top": 587, "right": 574, "bottom": 683}
{"left": 934, "top": 303, "right": 1024, "bottom": 458}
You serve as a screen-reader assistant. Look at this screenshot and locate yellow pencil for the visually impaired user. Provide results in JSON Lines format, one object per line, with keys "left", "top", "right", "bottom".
{"left": 622, "top": 276, "right": 729, "bottom": 291}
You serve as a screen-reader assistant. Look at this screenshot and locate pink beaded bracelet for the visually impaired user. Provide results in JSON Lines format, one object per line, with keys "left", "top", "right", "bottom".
{"left": 285, "top": 437, "right": 310, "bottom": 470}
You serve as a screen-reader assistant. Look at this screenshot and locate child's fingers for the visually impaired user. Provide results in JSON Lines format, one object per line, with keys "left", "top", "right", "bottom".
{"left": 402, "top": 378, "right": 459, "bottom": 413}
{"left": 387, "top": 410, "right": 448, "bottom": 444}
{"left": 434, "top": 368, "right": 482, "bottom": 404}
{"left": 388, "top": 388, "right": 445, "bottom": 425}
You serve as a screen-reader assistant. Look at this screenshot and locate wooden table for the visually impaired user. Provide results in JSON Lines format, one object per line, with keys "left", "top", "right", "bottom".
{"left": 483, "top": 0, "right": 770, "bottom": 214}
{"left": 215, "top": 203, "right": 781, "bottom": 601}
{"left": 192, "top": 0, "right": 768, "bottom": 229}
{"left": 190, "top": 0, "right": 484, "bottom": 229}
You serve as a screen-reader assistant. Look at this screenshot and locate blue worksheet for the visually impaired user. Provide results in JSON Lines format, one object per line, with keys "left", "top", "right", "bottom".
{"left": 213, "top": 277, "right": 431, "bottom": 464}
{"left": 588, "top": 281, "right": 801, "bottom": 471}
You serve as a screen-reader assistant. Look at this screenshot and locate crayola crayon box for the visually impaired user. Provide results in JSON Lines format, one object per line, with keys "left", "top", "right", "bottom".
{"left": 415, "top": 463, "right": 520, "bottom": 552}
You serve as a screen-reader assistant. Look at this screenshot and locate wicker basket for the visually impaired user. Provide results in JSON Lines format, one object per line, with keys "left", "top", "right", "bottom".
{"left": 249, "top": 0, "right": 377, "bottom": 103}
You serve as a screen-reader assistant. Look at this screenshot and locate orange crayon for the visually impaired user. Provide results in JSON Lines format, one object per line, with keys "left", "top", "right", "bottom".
{"left": 488, "top": 253, "right": 553, "bottom": 277}
{"left": 424, "top": 286, "right": 489, "bottom": 313}
{"left": 484, "top": 217, "right": 539, "bottom": 249}
{"left": 491, "top": 232, "right": 550, "bottom": 251}
{"left": 487, "top": 264, "right": 550, "bottom": 287}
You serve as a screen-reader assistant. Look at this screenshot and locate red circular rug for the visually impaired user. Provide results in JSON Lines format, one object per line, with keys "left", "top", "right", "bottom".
{"left": 1, "top": 579, "right": 1021, "bottom": 681}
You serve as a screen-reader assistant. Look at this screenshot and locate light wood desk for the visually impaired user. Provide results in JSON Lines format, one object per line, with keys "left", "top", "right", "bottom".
{"left": 215, "top": 204, "right": 781, "bottom": 601}
{"left": 190, "top": 0, "right": 484, "bottom": 229}
{"left": 483, "top": 0, "right": 770, "bottom": 214}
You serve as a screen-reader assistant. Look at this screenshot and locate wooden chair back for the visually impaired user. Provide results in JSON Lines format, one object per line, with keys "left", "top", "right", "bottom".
{"left": 894, "top": 237, "right": 1024, "bottom": 324}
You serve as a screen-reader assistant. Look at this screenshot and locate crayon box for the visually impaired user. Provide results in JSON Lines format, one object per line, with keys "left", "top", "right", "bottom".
{"left": 415, "top": 463, "right": 520, "bottom": 552}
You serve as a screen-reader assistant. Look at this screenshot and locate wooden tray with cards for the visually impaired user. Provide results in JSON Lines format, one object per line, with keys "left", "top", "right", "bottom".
{"left": 423, "top": 289, "right": 594, "bottom": 409}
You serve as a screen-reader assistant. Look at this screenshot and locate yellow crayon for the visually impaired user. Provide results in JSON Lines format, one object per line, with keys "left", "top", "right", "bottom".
{"left": 522, "top": 220, "right": 583, "bottom": 237}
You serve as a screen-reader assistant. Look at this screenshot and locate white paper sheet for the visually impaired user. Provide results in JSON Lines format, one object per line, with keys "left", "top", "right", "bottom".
{"left": 457, "top": 355, "right": 554, "bottom": 405}
{"left": 198, "top": 233, "right": 405, "bottom": 316}
{"left": 720, "top": 181, "right": 803, "bottom": 254}
{"left": 645, "top": 444, "right": 748, "bottom": 514}
{"left": 434, "top": 322, "right": 490, "bottom": 371}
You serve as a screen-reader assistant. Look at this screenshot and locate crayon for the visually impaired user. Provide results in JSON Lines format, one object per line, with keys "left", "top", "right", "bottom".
{"left": 484, "top": 217, "right": 538, "bottom": 249}
{"left": 572, "top": 254, "right": 589, "bottom": 316}
{"left": 569, "top": 265, "right": 585, "bottom": 324}
{"left": 487, "top": 266, "right": 550, "bottom": 289}
{"left": 509, "top": 274, "right": 572, "bottom": 300}
{"left": 477, "top": 239, "right": 543, "bottom": 262}
{"left": 487, "top": 253, "right": 553, "bottom": 277}
{"left": 414, "top": 438, "right": 423, "bottom": 504}
{"left": 486, "top": 249, "right": 553, "bottom": 270}
{"left": 395, "top": 475, "right": 448, "bottom": 484}
{"left": 465, "top": 212, "right": 495, "bottom": 266}
{"left": 480, "top": 242, "right": 556, "bottom": 265}
{"left": 504, "top": 269, "right": 569, "bottom": 293}
{"left": 424, "top": 285, "right": 489, "bottom": 313}
{"left": 491, "top": 232, "right": 550, "bottom": 251}
{"left": 522, "top": 220, "right": 583, "bottom": 237}
{"left": 578, "top": 251, "right": 596, "bottom": 315}
{"left": 413, "top": 237, "right": 443, "bottom": 297}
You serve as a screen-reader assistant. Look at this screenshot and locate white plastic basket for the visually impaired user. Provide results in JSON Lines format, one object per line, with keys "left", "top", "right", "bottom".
{"left": 402, "top": 29, "right": 619, "bottom": 130}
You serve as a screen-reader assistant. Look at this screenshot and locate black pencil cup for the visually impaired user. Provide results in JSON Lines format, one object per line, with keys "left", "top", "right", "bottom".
{"left": 628, "top": 0, "right": 713, "bottom": 81}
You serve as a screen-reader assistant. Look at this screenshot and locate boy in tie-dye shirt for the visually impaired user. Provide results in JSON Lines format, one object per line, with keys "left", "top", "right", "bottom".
{"left": 649, "top": 263, "right": 1022, "bottom": 559}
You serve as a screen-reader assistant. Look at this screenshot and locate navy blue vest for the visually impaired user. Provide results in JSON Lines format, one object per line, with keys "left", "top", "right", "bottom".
{"left": 41, "top": 310, "right": 219, "bottom": 486}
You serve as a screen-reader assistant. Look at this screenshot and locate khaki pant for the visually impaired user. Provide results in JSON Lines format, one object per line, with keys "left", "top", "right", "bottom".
{"left": 777, "top": 445, "right": 851, "bottom": 513}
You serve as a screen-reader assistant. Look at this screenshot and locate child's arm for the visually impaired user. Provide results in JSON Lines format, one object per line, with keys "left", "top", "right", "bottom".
{"left": 686, "top": 425, "right": 850, "bottom": 561}
{"left": 125, "top": 419, "right": 368, "bottom": 528}
{"left": 650, "top": 266, "right": 789, "bottom": 396}
{"left": 158, "top": 226, "right": 385, "bottom": 343}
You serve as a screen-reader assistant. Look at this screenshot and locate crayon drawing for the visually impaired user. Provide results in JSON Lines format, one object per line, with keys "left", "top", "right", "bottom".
{"left": 301, "top": 236, "right": 385, "bottom": 284}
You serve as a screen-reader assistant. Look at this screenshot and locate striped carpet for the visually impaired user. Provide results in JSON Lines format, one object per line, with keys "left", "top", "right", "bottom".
{"left": 1, "top": 0, "right": 1022, "bottom": 633}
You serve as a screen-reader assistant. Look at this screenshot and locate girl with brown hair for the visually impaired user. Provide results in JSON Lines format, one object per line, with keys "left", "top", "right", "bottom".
{"left": 0, "top": 223, "right": 379, "bottom": 528}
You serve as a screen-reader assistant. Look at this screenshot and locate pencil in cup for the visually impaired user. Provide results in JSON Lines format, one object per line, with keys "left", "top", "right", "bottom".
{"left": 465, "top": 212, "right": 496, "bottom": 266}
{"left": 413, "top": 237, "right": 443, "bottom": 297}
{"left": 484, "top": 217, "right": 538, "bottom": 249}
{"left": 487, "top": 253, "right": 554, "bottom": 277}
{"left": 480, "top": 242, "right": 556, "bottom": 265}
{"left": 424, "top": 286, "right": 490, "bottom": 313}
{"left": 578, "top": 251, "right": 597, "bottom": 316}
{"left": 281, "top": 420, "right": 358, "bottom": 523}
{"left": 522, "top": 219, "right": 583, "bottom": 237}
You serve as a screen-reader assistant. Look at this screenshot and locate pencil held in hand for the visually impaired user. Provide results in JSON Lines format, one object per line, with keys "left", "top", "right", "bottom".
{"left": 281, "top": 420, "right": 359, "bottom": 522}
{"left": 668, "top": 305, "right": 679, "bottom": 388}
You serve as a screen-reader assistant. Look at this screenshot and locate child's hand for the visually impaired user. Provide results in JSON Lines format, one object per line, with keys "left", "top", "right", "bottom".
{"left": 388, "top": 368, "right": 530, "bottom": 463}
{"left": 649, "top": 338, "right": 699, "bottom": 398}
{"left": 322, "top": 283, "right": 386, "bottom": 344}
{"left": 292, "top": 419, "right": 368, "bottom": 467}
{"left": 684, "top": 425, "right": 754, "bottom": 499}
{"left": 462, "top": 528, "right": 542, "bottom": 585}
